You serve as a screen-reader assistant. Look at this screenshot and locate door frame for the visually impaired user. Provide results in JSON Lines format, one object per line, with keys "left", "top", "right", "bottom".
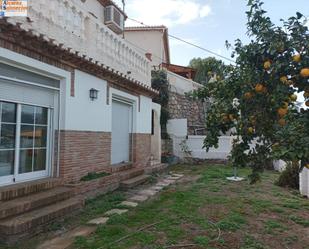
{"left": 14, "top": 105, "right": 53, "bottom": 183}
{"left": 0, "top": 79, "right": 59, "bottom": 186}
{"left": 0, "top": 100, "right": 54, "bottom": 186}
{"left": 111, "top": 96, "right": 134, "bottom": 165}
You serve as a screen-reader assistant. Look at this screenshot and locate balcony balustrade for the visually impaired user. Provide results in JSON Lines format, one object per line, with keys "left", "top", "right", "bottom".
{"left": 6, "top": 0, "right": 151, "bottom": 86}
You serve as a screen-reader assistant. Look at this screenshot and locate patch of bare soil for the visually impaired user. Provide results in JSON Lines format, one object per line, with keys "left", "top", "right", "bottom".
{"left": 198, "top": 204, "right": 230, "bottom": 222}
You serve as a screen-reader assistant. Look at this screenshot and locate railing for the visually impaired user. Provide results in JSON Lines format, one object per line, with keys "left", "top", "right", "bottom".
{"left": 7, "top": 0, "right": 151, "bottom": 85}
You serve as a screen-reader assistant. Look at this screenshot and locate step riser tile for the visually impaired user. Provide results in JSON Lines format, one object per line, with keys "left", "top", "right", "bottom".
{"left": 0, "top": 201, "right": 82, "bottom": 235}
{"left": 0, "top": 179, "right": 61, "bottom": 201}
{"left": 0, "top": 190, "right": 73, "bottom": 219}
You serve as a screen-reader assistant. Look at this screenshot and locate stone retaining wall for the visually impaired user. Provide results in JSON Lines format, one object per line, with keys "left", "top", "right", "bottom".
{"left": 167, "top": 92, "right": 206, "bottom": 135}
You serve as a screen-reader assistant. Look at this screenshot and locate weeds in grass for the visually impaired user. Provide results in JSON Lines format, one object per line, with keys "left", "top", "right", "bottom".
{"left": 194, "top": 236, "right": 209, "bottom": 246}
{"left": 264, "top": 220, "right": 287, "bottom": 234}
{"left": 289, "top": 215, "right": 309, "bottom": 227}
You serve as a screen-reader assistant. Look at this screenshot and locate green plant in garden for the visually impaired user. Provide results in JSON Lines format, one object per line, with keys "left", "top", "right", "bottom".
{"left": 193, "top": 0, "right": 309, "bottom": 183}
{"left": 151, "top": 70, "right": 170, "bottom": 135}
{"left": 189, "top": 57, "right": 233, "bottom": 85}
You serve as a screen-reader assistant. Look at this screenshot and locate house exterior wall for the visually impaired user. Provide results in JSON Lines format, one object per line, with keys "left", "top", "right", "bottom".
{"left": 79, "top": 0, "right": 105, "bottom": 23}
{"left": 5, "top": 0, "right": 151, "bottom": 87}
{"left": 0, "top": 46, "right": 153, "bottom": 185}
{"left": 167, "top": 70, "right": 202, "bottom": 95}
{"left": 125, "top": 30, "right": 167, "bottom": 69}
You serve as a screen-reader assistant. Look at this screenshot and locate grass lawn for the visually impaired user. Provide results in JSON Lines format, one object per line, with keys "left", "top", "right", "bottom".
{"left": 71, "top": 164, "right": 309, "bottom": 249}
{"left": 4, "top": 164, "right": 309, "bottom": 249}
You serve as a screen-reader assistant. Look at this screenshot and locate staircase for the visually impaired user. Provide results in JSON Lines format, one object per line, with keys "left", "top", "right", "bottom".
{"left": 119, "top": 161, "right": 168, "bottom": 190}
{"left": 0, "top": 178, "right": 83, "bottom": 245}
{"left": 120, "top": 174, "right": 150, "bottom": 189}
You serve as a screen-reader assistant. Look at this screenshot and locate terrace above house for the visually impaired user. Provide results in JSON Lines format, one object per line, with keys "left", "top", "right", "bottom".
{"left": 5, "top": 0, "right": 151, "bottom": 86}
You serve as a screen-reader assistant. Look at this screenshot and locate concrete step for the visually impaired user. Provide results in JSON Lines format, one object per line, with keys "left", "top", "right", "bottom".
{"left": 145, "top": 163, "right": 169, "bottom": 174}
{"left": 0, "top": 187, "right": 73, "bottom": 220}
{"left": 0, "top": 178, "right": 62, "bottom": 201}
{"left": 0, "top": 197, "right": 83, "bottom": 237}
{"left": 119, "top": 168, "right": 145, "bottom": 181}
{"left": 120, "top": 174, "right": 150, "bottom": 189}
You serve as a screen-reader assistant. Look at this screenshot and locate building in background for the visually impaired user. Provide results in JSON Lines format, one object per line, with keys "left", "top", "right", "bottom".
{"left": 125, "top": 25, "right": 205, "bottom": 138}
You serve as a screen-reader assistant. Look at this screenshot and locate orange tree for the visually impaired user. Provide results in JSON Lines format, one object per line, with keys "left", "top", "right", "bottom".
{"left": 194, "top": 0, "right": 309, "bottom": 183}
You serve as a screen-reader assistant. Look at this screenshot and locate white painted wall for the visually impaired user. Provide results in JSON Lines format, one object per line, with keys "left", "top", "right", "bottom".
{"left": 273, "top": 160, "right": 287, "bottom": 172}
{"left": 300, "top": 168, "right": 309, "bottom": 197}
{"left": 172, "top": 135, "right": 233, "bottom": 160}
{"left": 8, "top": 0, "right": 151, "bottom": 86}
{"left": 64, "top": 70, "right": 153, "bottom": 134}
{"left": 167, "top": 70, "right": 203, "bottom": 95}
{"left": 167, "top": 119, "right": 188, "bottom": 137}
{"left": 76, "top": 0, "right": 105, "bottom": 23}
{"left": 64, "top": 70, "right": 110, "bottom": 132}
{"left": 0, "top": 48, "right": 153, "bottom": 134}
{"left": 125, "top": 30, "right": 167, "bottom": 69}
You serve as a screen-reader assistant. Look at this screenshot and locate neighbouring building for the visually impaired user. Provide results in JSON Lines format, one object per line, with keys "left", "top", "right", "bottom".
{"left": 0, "top": 0, "right": 164, "bottom": 243}
{"left": 123, "top": 25, "right": 240, "bottom": 163}
{"left": 124, "top": 26, "right": 206, "bottom": 137}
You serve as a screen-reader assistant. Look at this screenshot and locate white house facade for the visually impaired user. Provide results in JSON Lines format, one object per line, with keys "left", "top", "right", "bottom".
{"left": 0, "top": 0, "right": 165, "bottom": 243}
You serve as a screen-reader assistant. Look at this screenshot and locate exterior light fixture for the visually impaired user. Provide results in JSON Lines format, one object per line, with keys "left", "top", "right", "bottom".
{"left": 89, "top": 88, "right": 99, "bottom": 101}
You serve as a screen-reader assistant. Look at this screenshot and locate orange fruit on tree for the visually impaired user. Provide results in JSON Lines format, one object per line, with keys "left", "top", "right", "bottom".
{"left": 255, "top": 84, "right": 264, "bottom": 93}
{"left": 264, "top": 60, "right": 271, "bottom": 70}
{"left": 300, "top": 68, "right": 309, "bottom": 78}
{"left": 248, "top": 127, "right": 254, "bottom": 134}
{"left": 280, "top": 76, "right": 288, "bottom": 84}
{"left": 306, "top": 101, "right": 309, "bottom": 107}
{"left": 304, "top": 92, "right": 309, "bottom": 98}
{"left": 278, "top": 108, "right": 288, "bottom": 117}
{"left": 290, "top": 94, "right": 297, "bottom": 102}
{"left": 278, "top": 119, "right": 286, "bottom": 126}
{"left": 244, "top": 92, "right": 253, "bottom": 99}
{"left": 292, "top": 54, "right": 301, "bottom": 63}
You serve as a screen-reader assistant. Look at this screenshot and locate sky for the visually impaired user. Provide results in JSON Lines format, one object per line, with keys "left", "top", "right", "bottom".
{"left": 114, "top": 0, "right": 309, "bottom": 66}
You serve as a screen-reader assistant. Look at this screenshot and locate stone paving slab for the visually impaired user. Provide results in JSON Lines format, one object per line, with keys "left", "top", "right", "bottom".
{"left": 171, "top": 173, "right": 184, "bottom": 177}
{"left": 150, "top": 185, "right": 164, "bottom": 191}
{"left": 120, "top": 201, "right": 138, "bottom": 207}
{"left": 87, "top": 217, "right": 109, "bottom": 225}
{"left": 162, "top": 179, "right": 176, "bottom": 184}
{"left": 37, "top": 226, "right": 96, "bottom": 249}
{"left": 156, "top": 182, "right": 170, "bottom": 187}
{"left": 137, "top": 189, "right": 157, "bottom": 196}
{"left": 105, "top": 209, "right": 128, "bottom": 216}
{"left": 129, "top": 194, "right": 149, "bottom": 202}
{"left": 166, "top": 176, "right": 181, "bottom": 180}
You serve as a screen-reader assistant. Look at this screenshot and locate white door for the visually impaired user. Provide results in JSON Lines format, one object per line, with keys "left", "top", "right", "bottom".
{"left": 0, "top": 78, "right": 57, "bottom": 186}
{"left": 111, "top": 100, "right": 132, "bottom": 165}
